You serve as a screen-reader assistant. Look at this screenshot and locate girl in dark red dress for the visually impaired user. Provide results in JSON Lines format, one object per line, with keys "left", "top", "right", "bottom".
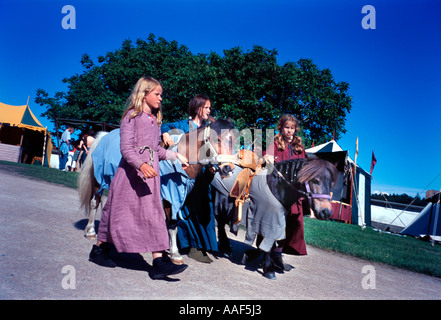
{"left": 266, "top": 114, "right": 311, "bottom": 257}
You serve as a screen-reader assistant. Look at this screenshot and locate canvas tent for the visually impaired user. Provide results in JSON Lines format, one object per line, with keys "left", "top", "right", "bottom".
{"left": 0, "top": 101, "right": 53, "bottom": 166}
{"left": 401, "top": 191, "right": 441, "bottom": 241}
{"left": 306, "top": 140, "right": 371, "bottom": 227}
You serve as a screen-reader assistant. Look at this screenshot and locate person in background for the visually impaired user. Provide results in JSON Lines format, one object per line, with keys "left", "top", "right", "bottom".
{"left": 80, "top": 129, "right": 95, "bottom": 165}
{"left": 59, "top": 125, "right": 74, "bottom": 171}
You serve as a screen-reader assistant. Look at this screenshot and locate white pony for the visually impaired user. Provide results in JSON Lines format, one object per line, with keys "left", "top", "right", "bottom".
{"left": 77, "top": 131, "right": 109, "bottom": 241}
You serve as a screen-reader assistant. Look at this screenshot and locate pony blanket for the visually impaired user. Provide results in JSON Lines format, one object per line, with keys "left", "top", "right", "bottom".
{"left": 92, "top": 129, "right": 122, "bottom": 196}
{"left": 92, "top": 130, "right": 194, "bottom": 221}
{"left": 211, "top": 166, "right": 286, "bottom": 252}
{"left": 159, "top": 134, "right": 195, "bottom": 220}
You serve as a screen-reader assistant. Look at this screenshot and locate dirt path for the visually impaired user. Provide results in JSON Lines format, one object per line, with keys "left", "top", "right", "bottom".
{"left": 0, "top": 165, "right": 440, "bottom": 300}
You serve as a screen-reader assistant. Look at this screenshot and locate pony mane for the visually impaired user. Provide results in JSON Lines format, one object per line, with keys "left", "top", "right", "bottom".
{"left": 273, "top": 158, "right": 338, "bottom": 186}
{"left": 297, "top": 158, "right": 338, "bottom": 186}
{"left": 205, "top": 118, "right": 235, "bottom": 136}
{"left": 272, "top": 159, "right": 306, "bottom": 184}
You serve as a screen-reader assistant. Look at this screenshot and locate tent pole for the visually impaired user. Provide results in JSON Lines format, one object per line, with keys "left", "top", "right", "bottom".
{"left": 431, "top": 189, "right": 441, "bottom": 244}
{"left": 41, "top": 127, "right": 47, "bottom": 166}
{"left": 19, "top": 129, "right": 24, "bottom": 163}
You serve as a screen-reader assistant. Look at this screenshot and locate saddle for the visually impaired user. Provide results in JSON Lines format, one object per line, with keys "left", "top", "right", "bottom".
{"left": 228, "top": 149, "right": 264, "bottom": 224}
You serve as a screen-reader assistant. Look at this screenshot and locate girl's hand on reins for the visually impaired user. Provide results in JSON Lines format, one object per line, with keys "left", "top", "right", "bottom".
{"left": 139, "top": 162, "right": 158, "bottom": 179}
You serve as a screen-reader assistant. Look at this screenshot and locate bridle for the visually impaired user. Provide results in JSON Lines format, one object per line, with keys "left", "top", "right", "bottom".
{"left": 272, "top": 165, "right": 332, "bottom": 208}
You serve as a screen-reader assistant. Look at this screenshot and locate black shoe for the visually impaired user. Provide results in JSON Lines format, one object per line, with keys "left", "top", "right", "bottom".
{"left": 151, "top": 257, "right": 188, "bottom": 279}
{"left": 89, "top": 244, "right": 117, "bottom": 268}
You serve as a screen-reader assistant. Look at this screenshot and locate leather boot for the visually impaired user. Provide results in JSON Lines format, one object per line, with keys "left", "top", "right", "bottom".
{"left": 89, "top": 243, "right": 116, "bottom": 268}
{"left": 151, "top": 257, "right": 188, "bottom": 279}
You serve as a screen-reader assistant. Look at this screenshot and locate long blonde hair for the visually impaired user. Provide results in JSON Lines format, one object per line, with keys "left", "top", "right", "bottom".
{"left": 121, "top": 76, "right": 163, "bottom": 126}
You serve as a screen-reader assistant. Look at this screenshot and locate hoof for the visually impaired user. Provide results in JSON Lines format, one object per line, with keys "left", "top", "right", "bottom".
{"left": 219, "top": 251, "right": 231, "bottom": 259}
{"left": 171, "top": 257, "right": 184, "bottom": 265}
{"left": 263, "top": 272, "right": 277, "bottom": 280}
{"left": 85, "top": 233, "right": 97, "bottom": 240}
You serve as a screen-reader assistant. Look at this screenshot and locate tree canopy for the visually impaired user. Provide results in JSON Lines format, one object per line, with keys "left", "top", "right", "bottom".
{"left": 36, "top": 34, "right": 352, "bottom": 146}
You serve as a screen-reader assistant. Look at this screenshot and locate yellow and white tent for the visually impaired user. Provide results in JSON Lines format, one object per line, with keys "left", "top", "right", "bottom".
{"left": 0, "top": 102, "right": 52, "bottom": 165}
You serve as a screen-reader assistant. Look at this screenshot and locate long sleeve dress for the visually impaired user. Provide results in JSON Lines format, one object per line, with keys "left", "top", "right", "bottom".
{"left": 97, "top": 112, "right": 175, "bottom": 253}
{"left": 160, "top": 119, "right": 218, "bottom": 253}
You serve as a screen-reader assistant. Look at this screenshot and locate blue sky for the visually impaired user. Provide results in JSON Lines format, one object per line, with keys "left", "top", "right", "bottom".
{"left": 1, "top": 0, "right": 440, "bottom": 197}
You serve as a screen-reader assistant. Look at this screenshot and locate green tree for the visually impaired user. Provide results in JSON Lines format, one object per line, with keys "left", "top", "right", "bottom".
{"left": 36, "top": 34, "right": 352, "bottom": 146}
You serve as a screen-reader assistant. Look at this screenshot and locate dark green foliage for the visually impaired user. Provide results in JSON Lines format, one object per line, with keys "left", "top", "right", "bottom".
{"left": 36, "top": 34, "right": 352, "bottom": 146}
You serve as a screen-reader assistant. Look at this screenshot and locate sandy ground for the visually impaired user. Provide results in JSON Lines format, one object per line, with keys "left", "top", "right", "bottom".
{"left": 0, "top": 164, "right": 440, "bottom": 301}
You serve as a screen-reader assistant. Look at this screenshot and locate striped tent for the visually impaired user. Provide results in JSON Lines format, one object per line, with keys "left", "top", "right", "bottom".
{"left": 0, "top": 102, "right": 52, "bottom": 165}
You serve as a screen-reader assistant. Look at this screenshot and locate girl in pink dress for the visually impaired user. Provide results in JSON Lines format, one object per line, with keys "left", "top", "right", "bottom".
{"left": 89, "top": 76, "right": 189, "bottom": 279}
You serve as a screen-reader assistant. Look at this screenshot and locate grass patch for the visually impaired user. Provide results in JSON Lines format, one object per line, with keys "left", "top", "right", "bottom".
{"left": 2, "top": 160, "right": 441, "bottom": 277}
{"left": 0, "top": 160, "right": 79, "bottom": 189}
{"left": 304, "top": 218, "right": 441, "bottom": 277}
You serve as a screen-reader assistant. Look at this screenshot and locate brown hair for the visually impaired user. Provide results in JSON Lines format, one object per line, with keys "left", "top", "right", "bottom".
{"left": 188, "top": 94, "right": 210, "bottom": 119}
{"left": 274, "top": 114, "right": 304, "bottom": 154}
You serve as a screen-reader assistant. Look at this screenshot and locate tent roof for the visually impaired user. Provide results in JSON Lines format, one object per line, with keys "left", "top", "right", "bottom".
{"left": 306, "top": 139, "right": 371, "bottom": 176}
{"left": 0, "top": 102, "right": 46, "bottom": 132}
{"left": 401, "top": 203, "right": 441, "bottom": 238}
{"left": 306, "top": 140, "right": 343, "bottom": 153}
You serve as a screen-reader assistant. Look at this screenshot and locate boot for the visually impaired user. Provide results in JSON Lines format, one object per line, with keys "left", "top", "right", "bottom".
{"left": 89, "top": 243, "right": 116, "bottom": 268}
{"left": 151, "top": 257, "right": 188, "bottom": 279}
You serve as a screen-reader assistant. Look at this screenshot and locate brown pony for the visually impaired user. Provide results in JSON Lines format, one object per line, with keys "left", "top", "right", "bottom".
{"left": 212, "top": 157, "right": 338, "bottom": 279}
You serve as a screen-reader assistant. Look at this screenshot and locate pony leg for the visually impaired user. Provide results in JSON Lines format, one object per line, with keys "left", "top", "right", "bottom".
{"left": 216, "top": 215, "right": 232, "bottom": 257}
{"left": 262, "top": 250, "right": 276, "bottom": 280}
{"left": 168, "top": 222, "right": 184, "bottom": 265}
{"left": 85, "top": 206, "right": 97, "bottom": 239}
{"left": 163, "top": 200, "right": 184, "bottom": 265}
{"left": 270, "top": 241, "right": 293, "bottom": 272}
{"left": 84, "top": 196, "right": 99, "bottom": 240}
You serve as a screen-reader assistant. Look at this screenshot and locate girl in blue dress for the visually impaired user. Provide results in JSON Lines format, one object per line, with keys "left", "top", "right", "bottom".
{"left": 161, "top": 95, "right": 217, "bottom": 263}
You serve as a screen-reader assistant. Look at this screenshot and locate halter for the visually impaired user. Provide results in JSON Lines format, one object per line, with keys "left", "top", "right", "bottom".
{"left": 273, "top": 165, "right": 332, "bottom": 207}
{"left": 203, "top": 125, "right": 220, "bottom": 159}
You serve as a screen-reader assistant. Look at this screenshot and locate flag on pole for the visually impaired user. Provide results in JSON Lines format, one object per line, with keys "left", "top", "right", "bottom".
{"left": 354, "top": 137, "right": 359, "bottom": 163}
{"left": 354, "top": 137, "right": 359, "bottom": 177}
{"left": 370, "top": 150, "right": 377, "bottom": 175}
